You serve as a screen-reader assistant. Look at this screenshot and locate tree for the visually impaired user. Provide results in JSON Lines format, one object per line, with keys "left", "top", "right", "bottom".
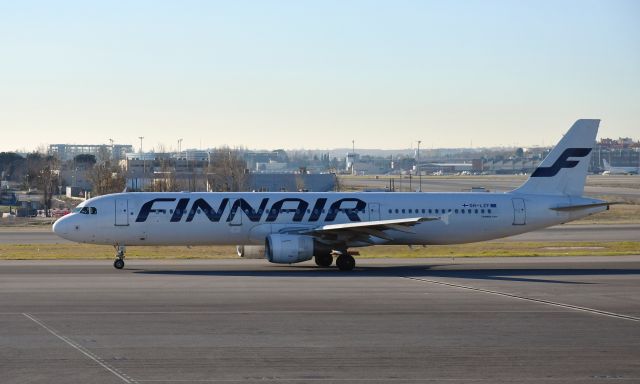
{"left": 207, "top": 148, "right": 248, "bottom": 192}
{"left": 153, "top": 146, "right": 180, "bottom": 192}
{"left": 74, "top": 154, "right": 97, "bottom": 166}
{"left": 0, "top": 152, "right": 26, "bottom": 181}
{"left": 26, "top": 153, "right": 58, "bottom": 216}
{"left": 87, "top": 159, "right": 126, "bottom": 196}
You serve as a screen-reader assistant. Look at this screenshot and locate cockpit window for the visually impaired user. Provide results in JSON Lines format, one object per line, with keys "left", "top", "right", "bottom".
{"left": 75, "top": 207, "right": 97, "bottom": 215}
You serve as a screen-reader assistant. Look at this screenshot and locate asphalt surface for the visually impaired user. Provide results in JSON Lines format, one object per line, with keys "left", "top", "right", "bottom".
{"left": 2, "top": 257, "right": 640, "bottom": 383}
{"left": 1, "top": 223, "right": 638, "bottom": 244}
{"left": 341, "top": 174, "right": 640, "bottom": 200}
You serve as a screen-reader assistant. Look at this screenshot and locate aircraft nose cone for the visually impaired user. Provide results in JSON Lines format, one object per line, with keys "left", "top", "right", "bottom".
{"left": 52, "top": 216, "right": 70, "bottom": 237}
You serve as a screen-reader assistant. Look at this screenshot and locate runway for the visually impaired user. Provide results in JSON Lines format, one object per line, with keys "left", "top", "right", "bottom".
{"left": 341, "top": 174, "right": 640, "bottom": 200}
{"left": 2, "top": 257, "right": 640, "bottom": 383}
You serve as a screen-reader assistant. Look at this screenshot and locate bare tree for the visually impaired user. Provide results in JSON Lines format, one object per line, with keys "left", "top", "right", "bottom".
{"left": 153, "top": 145, "right": 180, "bottom": 192}
{"left": 207, "top": 147, "right": 248, "bottom": 192}
{"left": 26, "top": 153, "right": 58, "bottom": 216}
{"left": 87, "top": 159, "right": 126, "bottom": 196}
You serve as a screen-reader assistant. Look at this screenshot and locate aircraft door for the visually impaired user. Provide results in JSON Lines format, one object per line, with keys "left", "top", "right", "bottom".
{"left": 512, "top": 198, "right": 526, "bottom": 225}
{"left": 115, "top": 199, "right": 129, "bottom": 226}
{"left": 369, "top": 203, "right": 380, "bottom": 221}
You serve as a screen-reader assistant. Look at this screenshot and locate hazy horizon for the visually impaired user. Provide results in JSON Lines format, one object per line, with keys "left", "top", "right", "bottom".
{"left": 1, "top": 1, "right": 638, "bottom": 152}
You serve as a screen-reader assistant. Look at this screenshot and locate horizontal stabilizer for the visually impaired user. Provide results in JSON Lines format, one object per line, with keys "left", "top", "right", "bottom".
{"left": 550, "top": 202, "right": 619, "bottom": 212}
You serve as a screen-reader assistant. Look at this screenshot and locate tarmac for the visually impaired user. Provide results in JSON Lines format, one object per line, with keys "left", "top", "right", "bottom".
{"left": 2, "top": 257, "right": 640, "bottom": 383}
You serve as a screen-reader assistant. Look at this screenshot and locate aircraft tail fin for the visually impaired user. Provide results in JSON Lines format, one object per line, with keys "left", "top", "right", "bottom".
{"left": 513, "top": 119, "right": 599, "bottom": 196}
{"left": 602, "top": 158, "right": 611, "bottom": 170}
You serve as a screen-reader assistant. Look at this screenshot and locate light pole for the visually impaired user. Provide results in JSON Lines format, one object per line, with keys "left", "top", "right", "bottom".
{"left": 138, "top": 136, "right": 145, "bottom": 189}
{"left": 351, "top": 139, "right": 355, "bottom": 175}
{"left": 417, "top": 140, "right": 422, "bottom": 192}
{"left": 178, "top": 138, "right": 183, "bottom": 155}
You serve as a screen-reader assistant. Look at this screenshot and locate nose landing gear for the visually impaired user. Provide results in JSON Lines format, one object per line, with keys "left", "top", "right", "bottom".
{"left": 113, "top": 245, "right": 126, "bottom": 269}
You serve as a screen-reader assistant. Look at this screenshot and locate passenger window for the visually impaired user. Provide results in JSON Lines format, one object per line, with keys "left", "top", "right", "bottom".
{"left": 475, "top": 209, "right": 479, "bottom": 214}
{"left": 454, "top": 209, "right": 458, "bottom": 214}
{"left": 388, "top": 209, "right": 392, "bottom": 214}
{"left": 395, "top": 209, "right": 399, "bottom": 214}
{"left": 408, "top": 209, "right": 412, "bottom": 213}
{"left": 488, "top": 209, "right": 492, "bottom": 214}
{"left": 481, "top": 209, "right": 485, "bottom": 214}
{"left": 401, "top": 209, "right": 405, "bottom": 214}
{"left": 428, "top": 209, "right": 432, "bottom": 214}
{"left": 435, "top": 209, "right": 439, "bottom": 214}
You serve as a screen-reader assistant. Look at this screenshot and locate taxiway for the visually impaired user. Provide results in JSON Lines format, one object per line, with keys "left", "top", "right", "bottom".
{"left": 2, "top": 257, "right": 639, "bottom": 383}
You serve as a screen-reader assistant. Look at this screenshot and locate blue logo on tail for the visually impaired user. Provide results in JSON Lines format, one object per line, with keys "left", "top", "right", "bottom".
{"left": 531, "top": 148, "right": 592, "bottom": 177}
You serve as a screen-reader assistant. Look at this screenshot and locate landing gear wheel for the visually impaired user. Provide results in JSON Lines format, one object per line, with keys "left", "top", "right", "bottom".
{"left": 315, "top": 254, "right": 333, "bottom": 267}
{"left": 336, "top": 254, "right": 355, "bottom": 271}
{"left": 113, "top": 245, "right": 126, "bottom": 270}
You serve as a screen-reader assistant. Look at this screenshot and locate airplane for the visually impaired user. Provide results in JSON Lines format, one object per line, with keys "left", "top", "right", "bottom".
{"left": 53, "top": 119, "right": 612, "bottom": 271}
{"left": 602, "top": 159, "right": 639, "bottom": 175}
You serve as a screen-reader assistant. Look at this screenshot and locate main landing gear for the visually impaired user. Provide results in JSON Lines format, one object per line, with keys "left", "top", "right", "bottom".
{"left": 336, "top": 254, "right": 356, "bottom": 271}
{"left": 113, "top": 245, "right": 126, "bottom": 269}
{"left": 314, "top": 253, "right": 333, "bottom": 268}
{"left": 314, "top": 250, "right": 356, "bottom": 271}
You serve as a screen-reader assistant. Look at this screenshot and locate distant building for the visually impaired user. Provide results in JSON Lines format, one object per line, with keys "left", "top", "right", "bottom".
{"left": 49, "top": 144, "right": 133, "bottom": 161}
{"left": 247, "top": 174, "right": 336, "bottom": 192}
{"left": 345, "top": 152, "right": 359, "bottom": 173}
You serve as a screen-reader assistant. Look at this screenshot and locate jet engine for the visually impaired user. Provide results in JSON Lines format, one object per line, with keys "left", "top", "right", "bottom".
{"left": 236, "top": 245, "right": 265, "bottom": 259}
{"left": 265, "top": 234, "right": 330, "bottom": 264}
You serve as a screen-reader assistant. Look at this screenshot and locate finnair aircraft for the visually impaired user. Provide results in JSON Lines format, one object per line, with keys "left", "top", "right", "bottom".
{"left": 602, "top": 159, "right": 639, "bottom": 175}
{"left": 53, "top": 119, "right": 611, "bottom": 271}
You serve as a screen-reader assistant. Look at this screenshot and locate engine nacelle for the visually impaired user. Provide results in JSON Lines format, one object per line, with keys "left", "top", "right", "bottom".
{"left": 265, "top": 234, "right": 321, "bottom": 264}
{"left": 236, "top": 245, "right": 265, "bottom": 259}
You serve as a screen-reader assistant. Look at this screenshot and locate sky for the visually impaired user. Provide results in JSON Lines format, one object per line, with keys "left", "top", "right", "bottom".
{"left": 0, "top": 0, "right": 638, "bottom": 152}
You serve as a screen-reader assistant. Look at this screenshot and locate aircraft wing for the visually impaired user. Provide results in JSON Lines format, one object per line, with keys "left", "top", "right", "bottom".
{"left": 298, "top": 217, "right": 440, "bottom": 243}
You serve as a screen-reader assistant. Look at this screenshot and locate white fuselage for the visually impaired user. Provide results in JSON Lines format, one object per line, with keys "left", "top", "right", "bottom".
{"left": 52, "top": 191, "right": 606, "bottom": 247}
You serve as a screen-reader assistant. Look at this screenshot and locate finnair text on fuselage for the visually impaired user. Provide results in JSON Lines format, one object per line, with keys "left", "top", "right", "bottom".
{"left": 136, "top": 197, "right": 366, "bottom": 223}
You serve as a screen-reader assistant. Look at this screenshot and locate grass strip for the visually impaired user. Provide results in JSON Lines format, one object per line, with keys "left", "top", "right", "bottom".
{"left": 0, "top": 241, "right": 638, "bottom": 260}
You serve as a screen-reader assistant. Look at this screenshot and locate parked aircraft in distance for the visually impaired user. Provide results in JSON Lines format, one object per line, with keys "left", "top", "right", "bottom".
{"left": 602, "top": 159, "right": 639, "bottom": 175}
{"left": 53, "top": 119, "right": 612, "bottom": 271}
